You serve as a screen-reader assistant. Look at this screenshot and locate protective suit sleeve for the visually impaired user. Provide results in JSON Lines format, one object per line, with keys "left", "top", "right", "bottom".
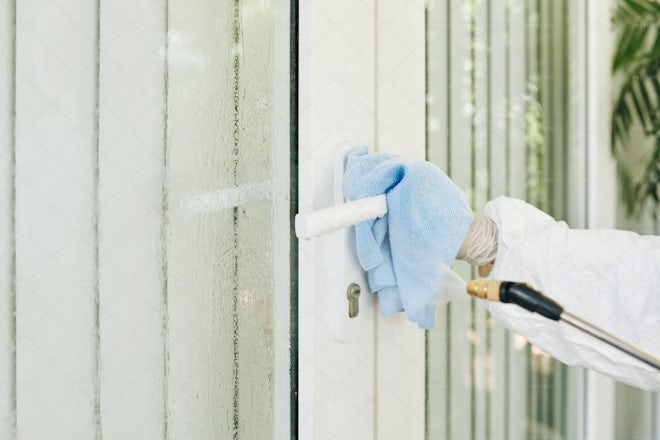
{"left": 484, "top": 196, "right": 660, "bottom": 391}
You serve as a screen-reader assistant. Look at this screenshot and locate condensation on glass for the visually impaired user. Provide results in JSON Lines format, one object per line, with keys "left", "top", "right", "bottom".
{"left": 0, "top": 0, "right": 291, "bottom": 439}
{"left": 165, "top": 0, "right": 291, "bottom": 438}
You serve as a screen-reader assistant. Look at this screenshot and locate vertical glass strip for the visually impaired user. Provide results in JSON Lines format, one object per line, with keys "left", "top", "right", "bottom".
{"left": 507, "top": 2, "right": 529, "bottom": 439}
{"left": 231, "top": 2, "right": 241, "bottom": 437}
{"left": 504, "top": 4, "right": 511, "bottom": 434}
{"left": 236, "top": 0, "right": 283, "bottom": 435}
{"left": 166, "top": 0, "right": 248, "bottom": 436}
{"left": 166, "top": 0, "right": 290, "bottom": 437}
{"left": 97, "top": 0, "right": 169, "bottom": 437}
{"left": 161, "top": 1, "right": 170, "bottom": 437}
{"left": 92, "top": 0, "right": 101, "bottom": 436}
{"left": 560, "top": 0, "right": 569, "bottom": 221}
{"left": 448, "top": 0, "right": 475, "bottom": 438}
{"left": 472, "top": 0, "right": 490, "bottom": 436}
{"left": 549, "top": 0, "right": 569, "bottom": 434}
{"left": 524, "top": 2, "right": 534, "bottom": 435}
{"left": 485, "top": 0, "right": 492, "bottom": 432}
{"left": 15, "top": 0, "right": 98, "bottom": 437}
{"left": 0, "top": 0, "right": 16, "bottom": 437}
{"left": 426, "top": 0, "right": 452, "bottom": 436}
{"left": 469, "top": 1, "right": 478, "bottom": 438}
{"left": 446, "top": 0, "right": 452, "bottom": 420}
{"left": 423, "top": 4, "right": 431, "bottom": 437}
{"left": 487, "top": 0, "right": 507, "bottom": 438}
{"left": 583, "top": 0, "right": 589, "bottom": 227}
{"left": 447, "top": 0, "right": 452, "bottom": 179}
{"left": 10, "top": 0, "right": 16, "bottom": 432}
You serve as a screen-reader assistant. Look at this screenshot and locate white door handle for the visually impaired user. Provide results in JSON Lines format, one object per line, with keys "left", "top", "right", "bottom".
{"left": 294, "top": 194, "right": 387, "bottom": 239}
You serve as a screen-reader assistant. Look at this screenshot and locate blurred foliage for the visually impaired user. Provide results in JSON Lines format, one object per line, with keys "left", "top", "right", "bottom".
{"left": 611, "top": 0, "right": 660, "bottom": 217}
{"left": 525, "top": 78, "right": 547, "bottom": 213}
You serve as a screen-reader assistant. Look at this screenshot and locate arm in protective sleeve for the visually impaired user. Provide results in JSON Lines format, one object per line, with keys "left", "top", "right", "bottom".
{"left": 483, "top": 196, "right": 660, "bottom": 391}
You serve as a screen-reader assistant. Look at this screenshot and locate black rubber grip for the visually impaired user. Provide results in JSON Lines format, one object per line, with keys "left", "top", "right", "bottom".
{"left": 499, "top": 282, "right": 563, "bottom": 321}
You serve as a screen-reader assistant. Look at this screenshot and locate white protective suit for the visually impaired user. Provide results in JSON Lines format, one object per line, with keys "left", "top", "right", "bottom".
{"left": 483, "top": 196, "right": 660, "bottom": 391}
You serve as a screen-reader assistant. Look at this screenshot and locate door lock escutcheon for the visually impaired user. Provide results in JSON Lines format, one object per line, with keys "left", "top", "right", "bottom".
{"left": 346, "top": 283, "right": 361, "bottom": 318}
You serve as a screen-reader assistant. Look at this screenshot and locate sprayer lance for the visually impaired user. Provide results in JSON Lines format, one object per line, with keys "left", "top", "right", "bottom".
{"left": 466, "top": 280, "right": 660, "bottom": 371}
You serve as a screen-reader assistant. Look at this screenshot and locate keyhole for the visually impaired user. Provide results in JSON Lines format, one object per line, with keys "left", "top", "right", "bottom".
{"left": 347, "top": 283, "right": 361, "bottom": 318}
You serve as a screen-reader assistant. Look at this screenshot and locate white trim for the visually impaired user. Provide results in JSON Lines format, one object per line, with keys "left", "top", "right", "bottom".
{"left": 584, "top": 0, "right": 617, "bottom": 438}
{"left": 298, "top": 0, "right": 377, "bottom": 437}
{"left": 375, "top": 0, "right": 426, "bottom": 435}
{"left": 15, "top": 1, "right": 99, "bottom": 437}
{"left": 272, "top": 1, "right": 291, "bottom": 437}
{"left": 0, "top": 0, "right": 13, "bottom": 437}
{"left": 585, "top": 0, "right": 617, "bottom": 231}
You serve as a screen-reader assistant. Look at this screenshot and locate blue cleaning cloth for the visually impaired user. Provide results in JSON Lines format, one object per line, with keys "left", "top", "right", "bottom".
{"left": 343, "top": 147, "right": 473, "bottom": 329}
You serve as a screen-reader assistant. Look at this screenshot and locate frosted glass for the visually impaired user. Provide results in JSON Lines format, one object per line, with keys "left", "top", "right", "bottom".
{"left": 0, "top": 0, "right": 290, "bottom": 437}
{"left": 166, "top": 0, "right": 290, "bottom": 438}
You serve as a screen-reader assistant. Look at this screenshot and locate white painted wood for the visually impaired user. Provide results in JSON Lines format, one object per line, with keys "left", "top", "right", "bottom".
{"left": 487, "top": 2, "right": 508, "bottom": 438}
{"left": 585, "top": 372, "right": 615, "bottom": 440}
{"left": 567, "top": 0, "right": 588, "bottom": 230}
{"left": 508, "top": 0, "right": 527, "bottom": 203}
{"left": 585, "top": 0, "right": 616, "bottom": 231}
{"left": 447, "top": 0, "right": 474, "bottom": 438}
{"left": 438, "top": 1, "right": 475, "bottom": 438}
{"left": 375, "top": 1, "right": 425, "bottom": 437}
{"left": 549, "top": 3, "right": 570, "bottom": 431}
{"left": 165, "top": 0, "right": 236, "bottom": 437}
{"left": 524, "top": 2, "right": 541, "bottom": 437}
{"left": 425, "top": 0, "right": 450, "bottom": 436}
{"left": 299, "top": 0, "right": 377, "bottom": 437}
{"left": 426, "top": 0, "right": 449, "bottom": 173}
{"left": 506, "top": 1, "right": 529, "bottom": 439}
{"left": 376, "top": 0, "right": 425, "bottom": 156}
{"left": 271, "top": 2, "right": 292, "bottom": 438}
{"left": 654, "top": 393, "right": 660, "bottom": 440}
{"left": 584, "top": 0, "right": 617, "bottom": 438}
{"left": 97, "top": 0, "right": 166, "bottom": 437}
{"left": 0, "top": 0, "right": 14, "bottom": 436}
{"left": 565, "top": 1, "right": 588, "bottom": 435}
{"left": 15, "top": 0, "right": 98, "bottom": 437}
{"left": 473, "top": 0, "right": 489, "bottom": 437}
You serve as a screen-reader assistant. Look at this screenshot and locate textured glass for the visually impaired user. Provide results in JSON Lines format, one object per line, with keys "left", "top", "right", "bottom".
{"left": 166, "top": 0, "right": 290, "bottom": 438}
{"left": 0, "top": 0, "right": 290, "bottom": 438}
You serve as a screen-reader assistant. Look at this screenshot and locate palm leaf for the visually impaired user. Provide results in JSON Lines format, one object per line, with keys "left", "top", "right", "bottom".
{"left": 612, "top": 26, "right": 649, "bottom": 72}
{"left": 611, "top": 0, "right": 660, "bottom": 217}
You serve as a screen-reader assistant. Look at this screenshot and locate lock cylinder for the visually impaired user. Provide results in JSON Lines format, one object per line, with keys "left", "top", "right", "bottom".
{"left": 346, "top": 283, "right": 361, "bottom": 318}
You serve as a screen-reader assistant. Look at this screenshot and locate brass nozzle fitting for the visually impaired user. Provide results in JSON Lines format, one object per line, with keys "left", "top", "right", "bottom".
{"left": 466, "top": 280, "right": 502, "bottom": 302}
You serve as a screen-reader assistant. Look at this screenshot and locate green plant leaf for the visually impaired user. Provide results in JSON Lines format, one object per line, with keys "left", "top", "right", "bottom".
{"left": 611, "top": 0, "right": 660, "bottom": 217}
{"left": 613, "top": 26, "right": 649, "bottom": 72}
{"left": 630, "top": 79, "right": 650, "bottom": 128}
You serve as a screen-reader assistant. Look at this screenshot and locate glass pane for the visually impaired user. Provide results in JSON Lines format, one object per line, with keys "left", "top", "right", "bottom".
{"left": 0, "top": 0, "right": 292, "bottom": 437}
{"left": 165, "top": 0, "right": 291, "bottom": 438}
{"left": 425, "top": 0, "right": 581, "bottom": 438}
{"left": 426, "top": 0, "right": 659, "bottom": 438}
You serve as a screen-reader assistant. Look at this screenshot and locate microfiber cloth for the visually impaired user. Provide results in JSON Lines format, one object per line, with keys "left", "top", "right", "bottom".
{"left": 343, "top": 147, "right": 473, "bottom": 329}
